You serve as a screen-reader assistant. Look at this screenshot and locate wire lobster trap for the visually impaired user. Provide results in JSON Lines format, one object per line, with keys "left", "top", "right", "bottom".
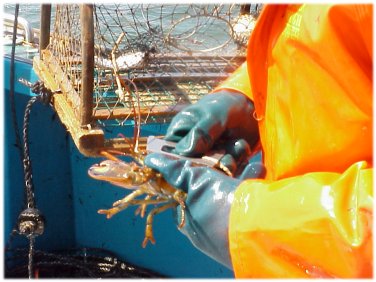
{"left": 33, "top": 3, "right": 261, "bottom": 156}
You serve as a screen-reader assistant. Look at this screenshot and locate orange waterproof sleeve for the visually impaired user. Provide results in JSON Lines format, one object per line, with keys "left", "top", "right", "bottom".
{"left": 247, "top": 4, "right": 373, "bottom": 180}
{"left": 213, "top": 61, "right": 254, "bottom": 101}
{"left": 228, "top": 4, "right": 373, "bottom": 278}
{"left": 229, "top": 161, "right": 373, "bottom": 278}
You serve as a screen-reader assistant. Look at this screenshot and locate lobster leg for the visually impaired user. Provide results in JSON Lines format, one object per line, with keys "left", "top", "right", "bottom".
{"left": 135, "top": 194, "right": 152, "bottom": 218}
{"left": 142, "top": 202, "right": 178, "bottom": 248}
{"left": 99, "top": 196, "right": 169, "bottom": 219}
{"left": 98, "top": 189, "right": 145, "bottom": 218}
{"left": 172, "top": 190, "right": 187, "bottom": 228}
{"left": 112, "top": 189, "right": 144, "bottom": 207}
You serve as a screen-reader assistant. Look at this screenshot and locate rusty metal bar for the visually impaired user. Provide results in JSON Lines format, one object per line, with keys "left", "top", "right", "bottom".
{"left": 80, "top": 4, "right": 94, "bottom": 127}
{"left": 39, "top": 4, "right": 51, "bottom": 56}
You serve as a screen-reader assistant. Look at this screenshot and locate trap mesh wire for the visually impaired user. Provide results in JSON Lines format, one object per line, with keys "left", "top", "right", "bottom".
{"left": 47, "top": 4, "right": 261, "bottom": 129}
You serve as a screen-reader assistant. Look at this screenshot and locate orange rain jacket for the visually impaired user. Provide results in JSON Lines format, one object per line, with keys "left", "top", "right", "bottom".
{"left": 217, "top": 4, "right": 373, "bottom": 278}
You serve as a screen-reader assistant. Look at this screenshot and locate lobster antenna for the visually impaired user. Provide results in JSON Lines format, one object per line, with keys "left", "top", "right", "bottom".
{"left": 111, "top": 32, "right": 141, "bottom": 153}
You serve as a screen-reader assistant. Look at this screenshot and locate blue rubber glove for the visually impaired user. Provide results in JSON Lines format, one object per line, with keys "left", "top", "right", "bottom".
{"left": 165, "top": 90, "right": 259, "bottom": 159}
{"left": 144, "top": 153, "right": 239, "bottom": 269}
{"left": 238, "top": 149, "right": 266, "bottom": 180}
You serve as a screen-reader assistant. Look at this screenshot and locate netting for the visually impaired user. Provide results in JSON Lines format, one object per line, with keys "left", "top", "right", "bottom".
{"left": 34, "top": 3, "right": 262, "bottom": 155}
{"left": 5, "top": 247, "right": 166, "bottom": 278}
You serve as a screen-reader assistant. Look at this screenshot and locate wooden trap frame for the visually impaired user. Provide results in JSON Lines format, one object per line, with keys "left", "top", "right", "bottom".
{"left": 32, "top": 4, "right": 260, "bottom": 156}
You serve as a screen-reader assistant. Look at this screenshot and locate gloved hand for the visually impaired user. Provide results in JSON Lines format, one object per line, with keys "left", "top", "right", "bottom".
{"left": 145, "top": 153, "right": 240, "bottom": 269}
{"left": 165, "top": 90, "right": 259, "bottom": 160}
{"left": 238, "top": 149, "right": 266, "bottom": 180}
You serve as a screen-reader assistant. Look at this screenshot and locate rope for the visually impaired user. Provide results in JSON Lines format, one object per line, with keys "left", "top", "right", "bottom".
{"left": 22, "top": 81, "right": 53, "bottom": 209}
{"left": 27, "top": 237, "right": 35, "bottom": 278}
